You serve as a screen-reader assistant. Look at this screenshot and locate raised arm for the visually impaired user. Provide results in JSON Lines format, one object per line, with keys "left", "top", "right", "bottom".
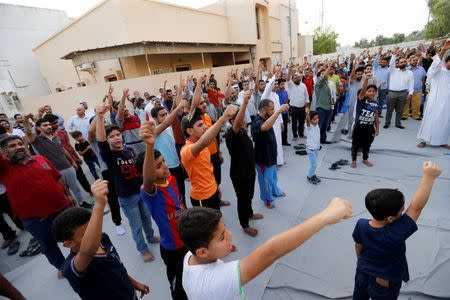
{"left": 240, "top": 197, "right": 352, "bottom": 285}
{"left": 22, "top": 114, "right": 36, "bottom": 142}
{"left": 87, "top": 117, "right": 96, "bottom": 142}
{"left": 405, "top": 161, "right": 441, "bottom": 222}
{"left": 358, "top": 73, "right": 372, "bottom": 100}
{"left": 156, "top": 100, "right": 188, "bottom": 135}
{"left": 73, "top": 179, "right": 109, "bottom": 273}
{"left": 106, "top": 85, "right": 114, "bottom": 115}
{"left": 427, "top": 41, "right": 450, "bottom": 80}
{"left": 139, "top": 121, "right": 157, "bottom": 193}
{"left": 190, "top": 105, "right": 238, "bottom": 156}
{"left": 261, "top": 104, "right": 289, "bottom": 132}
{"left": 232, "top": 90, "right": 250, "bottom": 133}
{"left": 95, "top": 104, "right": 108, "bottom": 142}
{"left": 190, "top": 74, "right": 206, "bottom": 115}
{"left": 117, "top": 89, "right": 129, "bottom": 123}
{"left": 261, "top": 74, "right": 276, "bottom": 100}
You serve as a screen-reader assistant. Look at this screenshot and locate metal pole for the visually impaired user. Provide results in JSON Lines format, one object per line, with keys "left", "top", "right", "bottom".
{"left": 201, "top": 52, "right": 205, "bottom": 69}
{"left": 232, "top": 52, "right": 236, "bottom": 65}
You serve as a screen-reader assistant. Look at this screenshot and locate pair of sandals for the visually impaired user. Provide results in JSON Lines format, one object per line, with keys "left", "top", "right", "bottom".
{"left": 294, "top": 143, "right": 307, "bottom": 156}
{"left": 19, "top": 238, "right": 41, "bottom": 257}
{"left": 329, "top": 159, "right": 349, "bottom": 170}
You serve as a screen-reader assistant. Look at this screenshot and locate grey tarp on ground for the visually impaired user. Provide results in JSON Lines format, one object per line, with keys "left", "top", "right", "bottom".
{"left": 1, "top": 117, "right": 448, "bottom": 300}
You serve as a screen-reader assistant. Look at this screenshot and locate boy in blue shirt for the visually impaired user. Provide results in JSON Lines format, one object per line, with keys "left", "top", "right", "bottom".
{"left": 135, "top": 121, "right": 188, "bottom": 300}
{"left": 52, "top": 180, "right": 150, "bottom": 300}
{"left": 352, "top": 161, "right": 441, "bottom": 299}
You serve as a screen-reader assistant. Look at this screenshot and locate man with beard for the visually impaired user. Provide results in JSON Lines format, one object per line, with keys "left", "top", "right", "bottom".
{"left": 22, "top": 114, "right": 91, "bottom": 208}
{"left": 0, "top": 135, "right": 73, "bottom": 278}
{"left": 287, "top": 66, "right": 309, "bottom": 140}
{"left": 384, "top": 48, "right": 414, "bottom": 129}
{"left": 403, "top": 54, "right": 426, "bottom": 120}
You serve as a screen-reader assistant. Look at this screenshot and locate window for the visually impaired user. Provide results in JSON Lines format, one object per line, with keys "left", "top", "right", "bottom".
{"left": 175, "top": 65, "right": 191, "bottom": 72}
{"left": 104, "top": 74, "right": 118, "bottom": 82}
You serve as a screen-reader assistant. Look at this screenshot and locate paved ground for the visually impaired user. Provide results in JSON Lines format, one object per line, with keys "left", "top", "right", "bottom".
{"left": 1, "top": 114, "right": 448, "bottom": 299}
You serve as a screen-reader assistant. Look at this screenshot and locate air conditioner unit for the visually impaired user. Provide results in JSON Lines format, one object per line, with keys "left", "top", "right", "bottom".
{"left": 79, "top": 62, "right": 96, "bottom": 71}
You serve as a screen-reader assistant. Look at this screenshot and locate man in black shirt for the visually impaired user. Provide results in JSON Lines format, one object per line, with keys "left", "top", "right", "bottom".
{"left": 251, "top": 99, "right": 289, "bottom": 209}
{"left": 226, "top": 90, "right": 263, "bottom": 237}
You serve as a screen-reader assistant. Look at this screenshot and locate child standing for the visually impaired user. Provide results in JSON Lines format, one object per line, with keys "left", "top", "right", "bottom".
{"left": 72, "top": 130, "right": 100, "bottom": 180}
{"left": 178, "top": 198, "right": 352, "bottom": 299}
{"left": 351, "top": 73, "right": 380, "bottom": 168}
{"left": 135, "top": 121, "right": 188, "bottom": 300}
{"left": 352, "top": 161, "right": 441, "bottom": 299}
{"left": 96, "top": 104, "right": 159, "bottom": 262}
{"left": 305, "top": 107, "right": 321, "bottom": 184}
{"left": 52, "top": 180, "right": 150, "bottom": 300}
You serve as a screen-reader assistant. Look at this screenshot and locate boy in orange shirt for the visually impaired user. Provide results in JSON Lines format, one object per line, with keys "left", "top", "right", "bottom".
{"left": 181, "top": 105, "right": 238, "bottom": 209}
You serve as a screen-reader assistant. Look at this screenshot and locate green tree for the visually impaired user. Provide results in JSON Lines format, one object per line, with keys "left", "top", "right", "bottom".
{"left": 313, "top": 26, "right": 339, "bottom": 55}
{"left": 424, "top": 0, "right": 450, "bottom": 38}
{"left": 354, "top": 38, "right": 374, "bottom": 48}
{"left": 391, "top": 33, "right": 406, "bottom": 44}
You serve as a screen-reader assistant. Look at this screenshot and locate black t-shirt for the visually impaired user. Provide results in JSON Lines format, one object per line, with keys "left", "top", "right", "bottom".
{"left": 98, "top": 141, "right": 142, "bottom": 197}
{"left": 355, "top": 98, "right": 379, "bottom": 126}
{"left": 225, "top": 128, "right": 256, "bottom": 181}
{"left": 75, "top": 141, "right": 96, "bottom": 160}
{"left": 63, "top": 233, "right": 136, "bottom": 300}
{"left": 251, "top": 115, "right": 277, "bottom": 166}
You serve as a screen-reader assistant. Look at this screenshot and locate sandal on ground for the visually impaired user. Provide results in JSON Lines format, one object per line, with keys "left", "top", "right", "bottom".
{"left": 329, "top": 163, "right": 341, "bottom": 170}
{"left": 335, "top": 159, "right": 349, "bottom": 166}
{"left": 19, "top": 243, "right": 41, "bottom": 257}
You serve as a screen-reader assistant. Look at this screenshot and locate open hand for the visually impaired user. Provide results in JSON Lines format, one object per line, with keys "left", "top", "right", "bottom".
{"left": 139, "top": 121, "right": 156, "bottom": 145}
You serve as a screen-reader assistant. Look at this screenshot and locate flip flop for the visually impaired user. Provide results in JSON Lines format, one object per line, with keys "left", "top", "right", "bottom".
{"left": 335, "top": 159, "right": 349, "bottom": 166}
{"left": 295, "top": 149, "right": 307, "bottom": 156}
{"left": 19, "top": 243, "right": 41, "bottom": 257}
{"left": 329, "top": 163, "right": 341, "bottom": 170}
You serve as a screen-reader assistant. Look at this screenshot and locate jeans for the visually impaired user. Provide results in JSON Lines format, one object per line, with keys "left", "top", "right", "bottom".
{"left": 256, "top": 164, "right": 283, "bottom": 205}
{"left": 385, "top": 91, "right": 407, "bottom": 126}
{"left": 23, "top": 208, "right": 68, "bottom": 270}
{"left": 160, "top": 246, "right": 188, "bottom": 300}
{"left": 353, "top": 269, "right": 401, "bottom": 300}
{"left": 291, "top": 106, "right": 306, "bottom": 138}
{"left": 60, "top": 167, "right": 84, "bottom": 204}
{"left": 317, "top": 108, "right": 331, "bottom": 143}
{"left": 231, "top": 178, "right": 255, "bottom": 229}
{"left": 84, "top": 157, "right": 100, "bottom": 180}
{"left": 118, "top": 194, "right": 154, "bottom": 253}
{"left": 377, "top": 89, "right": 388, "bottom": 116}
{"left": 306, "top": 148, "right": 318, "bottom": 178}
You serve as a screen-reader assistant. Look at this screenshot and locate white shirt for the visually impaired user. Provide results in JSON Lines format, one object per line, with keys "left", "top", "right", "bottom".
{"left": 66, "top": 115, "right": 91, "bottom": 138}
{"left": 287, "top": 80, "right": 309, "bottom": 108}
{"left": 305, "top": 124, "right": 320, "bottom": 150}
{"left": 11, "top": 128, "right": 25, "bottom": 138}
{"left": 182, "top": 252, "right": 244, "bottom": 300}
{"left": 388, "top": 55, "right": 414, "bottom": 95}
{"left": 237, "top": 91, "right": 254, "bottom": 123}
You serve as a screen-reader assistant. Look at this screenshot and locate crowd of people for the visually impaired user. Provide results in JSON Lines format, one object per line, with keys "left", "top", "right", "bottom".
{"left": 0, "top": 38, "right": 448, "bottom": 300}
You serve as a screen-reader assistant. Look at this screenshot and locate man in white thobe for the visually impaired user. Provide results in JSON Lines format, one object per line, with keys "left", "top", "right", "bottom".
{"left": 262, "top": 74, "right": 284, "bottom": 166}
{"left": 417, "top": 42, "right": 450, "bottom": 148}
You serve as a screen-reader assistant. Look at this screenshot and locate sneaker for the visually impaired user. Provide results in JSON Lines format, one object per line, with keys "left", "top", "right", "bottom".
{"left": 311, "top": 175, "right": 321, "bottom": 183}
{"left": 7, "top": 240, "right": 20, "bottom": 255}
{"left": 307, "top": 177, "right": 318, "bottom": 185}
{"left": 80, "top": 201, "right": 93, "bottom": 209}
{"left": 115, "top": 225, "right": 126, "bottom": 236}
{"left": 383, "top": 124, "right": 389, "bottom": 129}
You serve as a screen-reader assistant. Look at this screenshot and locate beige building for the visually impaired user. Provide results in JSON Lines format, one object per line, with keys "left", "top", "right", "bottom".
{"left": 23, "top": 0, "right": 301, "bottom": 119}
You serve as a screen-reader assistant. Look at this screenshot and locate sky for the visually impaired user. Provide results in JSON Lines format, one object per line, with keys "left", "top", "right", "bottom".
{"left": 1, "top": 0, "right": 430, "bottom": 47}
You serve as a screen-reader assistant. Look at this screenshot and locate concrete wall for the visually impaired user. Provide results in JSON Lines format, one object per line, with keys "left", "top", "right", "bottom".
{"left": 298, "top": 34, "right": 313, "bottom": 60}
{"left": 0, "top": 4, "right": 69, "bottom": 99}
{"left": 20, "top": 64, "right": 251, "bottom": 120}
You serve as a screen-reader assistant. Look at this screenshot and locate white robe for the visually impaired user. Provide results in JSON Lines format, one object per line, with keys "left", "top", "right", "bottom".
{"left": 417, "top": 55, "right": 450, "bottom": 145}
{"left": 262, "top": 75, "right": 284, "bottom": 165}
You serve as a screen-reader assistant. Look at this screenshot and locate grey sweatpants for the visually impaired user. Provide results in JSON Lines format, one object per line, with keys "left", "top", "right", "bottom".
{"left": 385, "top": 91, "right": 408, "bottom": 126}
{"left": 60, "top": 167, "right": 84, "bottom": 204}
